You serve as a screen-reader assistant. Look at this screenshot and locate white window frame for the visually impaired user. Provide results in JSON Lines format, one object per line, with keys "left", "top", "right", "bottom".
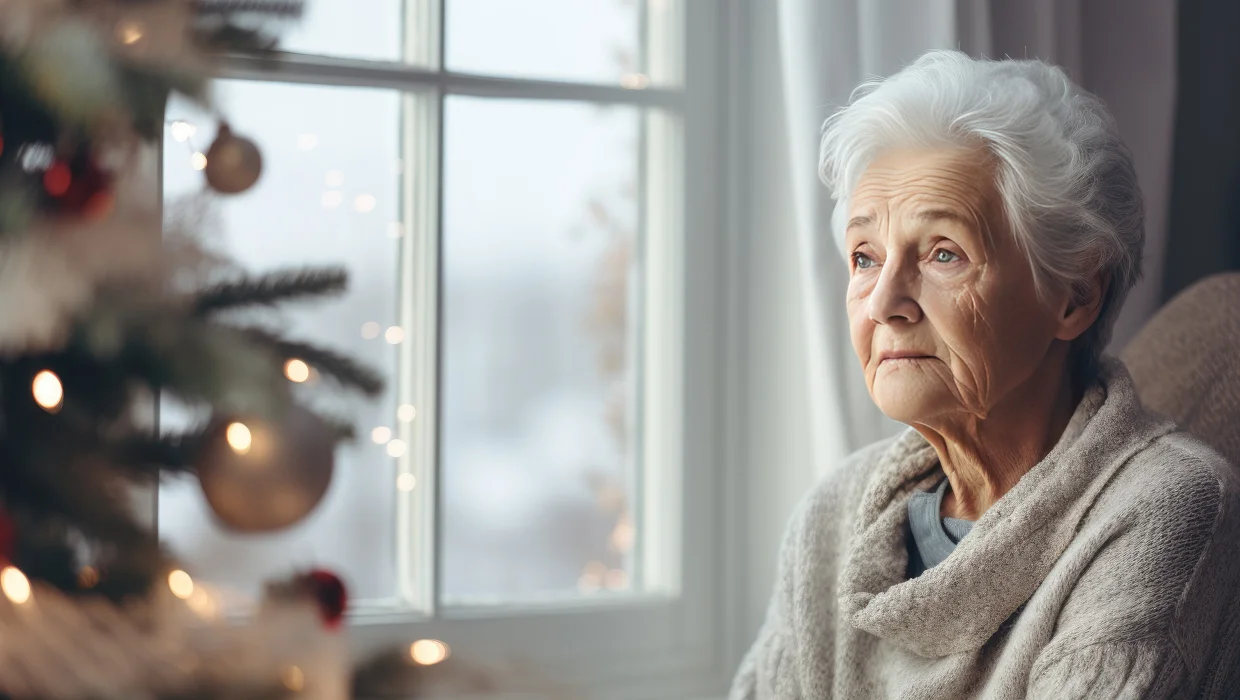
{"left": 153, "top": 1, "right": 748, "bottom": 697}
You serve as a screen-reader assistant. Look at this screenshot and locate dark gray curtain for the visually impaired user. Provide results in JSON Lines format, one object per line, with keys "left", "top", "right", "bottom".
{"left": 1165, "top": 0, "right": 1240, "bottom": 300}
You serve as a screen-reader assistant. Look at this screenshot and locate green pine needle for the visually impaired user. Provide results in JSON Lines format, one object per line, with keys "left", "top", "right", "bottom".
{"left": 192, "top": 268, "right": 348, "bottom": 316}
{"left": 239, "top": 326, "right": 385, "bottom": 396}
{"left": 110, "top": 429, "right": 211, "bottom": 478}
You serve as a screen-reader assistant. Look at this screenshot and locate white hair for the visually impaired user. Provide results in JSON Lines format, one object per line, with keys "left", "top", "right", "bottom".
{"left": 819, "top": 50, "right": 1144, "bottom": 382}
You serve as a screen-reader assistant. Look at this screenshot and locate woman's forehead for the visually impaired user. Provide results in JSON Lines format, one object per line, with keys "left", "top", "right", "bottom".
{"left": 847, "top": 147, "right": 1003, "bottom": 233}
{"left": 850, "top": 148, "right": 996, "bottom": 208}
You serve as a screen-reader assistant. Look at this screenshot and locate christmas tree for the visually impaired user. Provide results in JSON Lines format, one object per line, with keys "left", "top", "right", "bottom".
{"left": 0, "top": 1, "right": 451, "bottom": 697}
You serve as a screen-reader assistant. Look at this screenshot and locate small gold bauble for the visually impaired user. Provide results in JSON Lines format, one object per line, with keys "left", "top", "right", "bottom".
{"left": 204, "top": 124, "right": 263, "bottom": 194}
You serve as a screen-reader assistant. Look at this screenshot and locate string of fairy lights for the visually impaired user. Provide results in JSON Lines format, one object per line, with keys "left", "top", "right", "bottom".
{"left": 24, "top": 364, "right": 445, "bottom": 672}
{"left": 30, "top": 359, "right": 419, "bottom": 496}
{"left": 168, "top": 117, "right": 419, "bottom": 470}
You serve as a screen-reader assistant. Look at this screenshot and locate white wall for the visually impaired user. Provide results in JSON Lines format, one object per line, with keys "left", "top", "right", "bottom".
{"left": 1078, "top": 0, "right": 1176, "bottom": 349}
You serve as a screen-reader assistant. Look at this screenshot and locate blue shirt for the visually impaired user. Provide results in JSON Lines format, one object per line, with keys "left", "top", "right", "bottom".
{"left": 907, "top": 476, "right": 974, "bottom": 578}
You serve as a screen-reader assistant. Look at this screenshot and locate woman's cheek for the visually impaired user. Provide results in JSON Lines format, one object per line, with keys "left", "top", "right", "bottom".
{"left": 845, "top": 280, "right": 867, "bottom": 325}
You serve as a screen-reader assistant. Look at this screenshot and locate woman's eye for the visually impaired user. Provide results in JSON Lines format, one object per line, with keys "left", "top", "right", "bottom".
{"left": 933, "top": 249, "right": 960, "bottom": 264}
{"left": 852, "top": 252, "right": 875, "bottom": 270}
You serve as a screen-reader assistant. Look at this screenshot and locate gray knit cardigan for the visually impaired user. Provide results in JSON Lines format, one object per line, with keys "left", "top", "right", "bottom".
{"left": 731, "top": 359, "right": 1240, "bottom": 699}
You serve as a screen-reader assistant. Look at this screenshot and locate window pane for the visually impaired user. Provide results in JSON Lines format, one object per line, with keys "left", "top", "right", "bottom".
{"left": 279, "top": 1, "right": 403, "bottom": 63}
{"left": 446, "top": 0, "right": 642, "bottom": 84}
{"left": 160, "top": 81, "right": 403, "bottom": 602}
{"left": 441, "top": 97, "right": 641, "bottom": 603}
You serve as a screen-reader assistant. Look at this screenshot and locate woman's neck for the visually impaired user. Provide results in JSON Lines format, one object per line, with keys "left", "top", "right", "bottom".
{"left": 914, "top": 358, "right": 1080, "bottom": 521}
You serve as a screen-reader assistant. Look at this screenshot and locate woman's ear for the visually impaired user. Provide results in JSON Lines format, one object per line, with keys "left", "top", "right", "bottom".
{"left": 1055, "top": 272, "right": 1109, "bottom": 342}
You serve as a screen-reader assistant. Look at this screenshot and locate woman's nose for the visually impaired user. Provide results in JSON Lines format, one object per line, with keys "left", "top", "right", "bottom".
{"left": 867, "top": 257, "right": 923, "bottom": 325}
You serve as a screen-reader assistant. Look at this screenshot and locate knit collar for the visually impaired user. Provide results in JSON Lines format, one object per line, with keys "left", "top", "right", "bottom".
{"left": 837, "top": 358, "right": 1175, "bottom": 658}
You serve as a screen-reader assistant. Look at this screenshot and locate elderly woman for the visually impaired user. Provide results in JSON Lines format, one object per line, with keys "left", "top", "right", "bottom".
{"left": 731, "top": 51, "right": 1240, "bottom": 699}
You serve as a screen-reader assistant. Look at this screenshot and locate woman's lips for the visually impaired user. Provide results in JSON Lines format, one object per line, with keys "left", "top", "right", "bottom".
{"left": 877, "top": 353, "right": 934, "bottom": 366}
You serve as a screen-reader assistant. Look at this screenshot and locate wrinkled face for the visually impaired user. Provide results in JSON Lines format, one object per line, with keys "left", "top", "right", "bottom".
{"left": 845, "top": 147, "right": 1068, "bottom": 425}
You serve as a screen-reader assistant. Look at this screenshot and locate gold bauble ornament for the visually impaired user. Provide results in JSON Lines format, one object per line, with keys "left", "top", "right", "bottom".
{"left": 196, "top": 405, "right": 336, "bottom": 532}
{"left": 204, "top": 124, "right": 263, "bottom": 194}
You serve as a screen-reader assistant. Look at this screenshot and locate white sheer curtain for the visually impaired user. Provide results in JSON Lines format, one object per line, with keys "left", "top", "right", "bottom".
{"left": 739, "top": 0, "right": 1087, "bottom": 652}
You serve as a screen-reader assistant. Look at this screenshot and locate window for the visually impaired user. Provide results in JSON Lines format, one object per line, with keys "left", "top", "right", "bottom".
{"left": 157, "top": 1, "right": 734, "bottom": 695}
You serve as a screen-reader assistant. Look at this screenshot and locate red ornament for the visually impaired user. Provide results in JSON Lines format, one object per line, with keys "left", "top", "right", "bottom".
{"left": 45, "top": 150, "right": 113, "bottom": 220}
{"left": 43, "top": 162, "right": 71, "bottom": 196}
{"left": 299, "top": 568, "right": 348, "bottom": 630}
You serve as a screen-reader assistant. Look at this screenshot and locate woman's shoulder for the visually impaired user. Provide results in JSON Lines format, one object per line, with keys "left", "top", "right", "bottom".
{"left": 1104, "top": 428, "right": 1240, "bottom": 525}
{"left": 1057, "top": 428, "right": 1240, "bottom": 663}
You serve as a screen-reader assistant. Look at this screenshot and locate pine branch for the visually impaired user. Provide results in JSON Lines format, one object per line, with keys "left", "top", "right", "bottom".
{"left": 238, "top": 326, "right": 385, "bottom": 397}
{"left": 192, "top": 24, "right": 282, "bottom": 52}
{"left": 318, "top": 412, "right": 356, "bottom": 442}
{"left": 113, "top": 317, "right": 292, "bottom": 420}
{"left": 5, "top": 455, "right": 170, "bottom": 599}
{"left": 110, "top": 428, "right": 211, "bottom": 478}
{"left": 191, "top": 0, "right": 306, "bottom": 17}
{"left": 192, "top": 268, "right": 348, "bottom": 315}
{"left": 16, "top": 465, "right": 152, "bottom": 550}
{"left": 190, "top": 0, "right": 307, "bottom": 52}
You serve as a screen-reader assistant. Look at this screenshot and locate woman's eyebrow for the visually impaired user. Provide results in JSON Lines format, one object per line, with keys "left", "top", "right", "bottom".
{"left": 847, "top": 214, "right": 873, "bottom": 231}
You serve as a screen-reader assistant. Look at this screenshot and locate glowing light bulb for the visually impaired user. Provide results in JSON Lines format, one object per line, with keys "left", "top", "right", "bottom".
{"left": 609, "top": 516, "right": 635, "bottom": 553}
{"left": 32, "top": 370, "right": 63, "bottom": 412}
{"left": 284, "top": 358, "right": 310, "bottom": 383}
{"left": 78, "top": 566, "right": 99, "bottom": 589}
{"left": 604, "top": 568, "right": 630, "bottom": 590}
{"left": 226, "top": 422, "right": 252, "bottom": 455}
{"left": 579, "top": 560, "right": 608, "bottom": 593}
{"left": 354, "top": 194, "right": 376, "bottom": 213}
{"left": 190, "top": 152, "right": 207, "bottom": 170}
{"left": 396, "top": 473, "right": 416, "bottom": 491}
{"left": 620, "top": 73, "right": 651, "bottom": 89}
{"left": 186, "top": 586, "right": 220, "bottom": 619}
{"left": 321, "top": 190, "right": 343, "bottom": 209}
{"left": 410, "top": 639, "right": 449, "bottom": 666}
{"left": 298, "top": 133, "right": 318, "bottom": 151}
{"left": 1, "top": 566, "right": 31, "bottom": 604}
{"left": 19, "top": 143, "right": 54, "bottom": 173}
{"left": 117, "top": 21, "right": 144, "bottom": 44}
{"left": 384, "top": 326, "right": 404, "bottom": 345}
{"left": 577, "top": 572, "right": 601, "bottom": 593}
{"left": 325, "top": 170, "right": 344, "bottom": 187}
{"left": 170, "top": 120, "right": 196, "bottom": 143}
{"left": 361, "top": 321, "right": 381, "bottom": 339}
{"left": 281, "top": 665, "right": 305, "bottom": 691}
{"left": 386, "top": 439, "right": 407, "bottom": 458}
{"left": 397, "top": 404, "right": 417, "bottom": 422}
{"left": 371, "top": 426, "right": 392, "bottom": 445}
{"left": 168, "top": 569, "right": 194, "bottom": 599}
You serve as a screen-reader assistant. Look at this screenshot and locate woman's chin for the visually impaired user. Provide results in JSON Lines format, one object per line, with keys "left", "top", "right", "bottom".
{"left": 870, "top": 376, "right": 947, "bottom": 424}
